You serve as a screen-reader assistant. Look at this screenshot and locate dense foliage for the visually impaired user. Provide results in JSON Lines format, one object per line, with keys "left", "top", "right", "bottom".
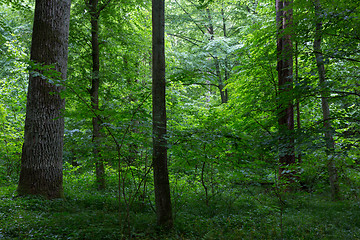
{"left": 1, "top": 0, "right": 359, "bottom": 238}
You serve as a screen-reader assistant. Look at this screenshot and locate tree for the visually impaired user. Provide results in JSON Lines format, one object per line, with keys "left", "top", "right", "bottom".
{"left": 166, "top": 0, "right": 242, "bottom": 105}
{"left": 276, "top": 0, "right": 296, "bottom": 182}
{"left": 86, "top": 0, "right": 112, "bottom": 190}
{"left": 17, "top": 0, "right": 71, "bottom": 199}
{"left": 152, "top": 0, "right": 173, "bottom": 228}
{"left": 313, "top": 0, "right": 340, "bottom": 200}
{"left": 206, "top": 7, "right": 228, "bottom": 103}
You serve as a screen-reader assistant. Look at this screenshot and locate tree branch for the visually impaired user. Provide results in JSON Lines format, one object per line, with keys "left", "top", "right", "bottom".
{"left": 98, "top": 0, "right": 112, "bottom": 13}
{"left": 167, "top": 33, "right": 203, "bottom": 46}
{"left": 174, "top": 0, "right": 206, "bottom": 35}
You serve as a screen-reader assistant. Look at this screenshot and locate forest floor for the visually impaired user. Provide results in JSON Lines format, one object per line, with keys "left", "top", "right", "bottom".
{"left": 1, "top": 172, "right": 360, "bottom": 240}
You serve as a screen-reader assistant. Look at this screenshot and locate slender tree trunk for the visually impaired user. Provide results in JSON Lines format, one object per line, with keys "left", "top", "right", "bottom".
{"left": 123, "top": 55, "right": 140, "bottom": 164}
{"left": 17, "top": 0, "right": 71, "bottom": 199}
{"left": 88, "top": 0, "right": 105, "bottom": 190}
{"left": 206, "top": 8, "right": 228, "bottom": 104}
{"left": 313, "top": 0, "right": 340, "bottom": 200}
{"left": 276, "top": 0, "right": 296, "bottom": 182}
{"left": 152, "top": 0, "right": 173, "bottom": 229}
{"left": 221, "top": 8, "right": 229, "bottom": 103}
{"left": 295, "top": 42, "right": 302, "bottom": 163}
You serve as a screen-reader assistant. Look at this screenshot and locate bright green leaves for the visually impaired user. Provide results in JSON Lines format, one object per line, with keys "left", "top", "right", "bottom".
{"left": 0, "top": 104, "right": 6, "bottom": 126}
{"left": 0, "top": 2, "right": 32, "bottom": 183}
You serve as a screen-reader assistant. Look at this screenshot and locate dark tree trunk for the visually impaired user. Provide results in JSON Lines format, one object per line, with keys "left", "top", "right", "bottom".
{"left": 17, "top": 0, "right": 71, "bottom": 199}
{"left": 313, "top": 0, "right": 341, "bottom": 200}
{"left": 276, "top": 0, "right": 296, "bottom": 181}
{"left": 123, "top": 55, "right": 140, "bottom": 164}
{"left": 88, "top": 0, "right": 105, "bottom": 190}
{"left": 152, "top": 0, "right": 173, "bottom": 229}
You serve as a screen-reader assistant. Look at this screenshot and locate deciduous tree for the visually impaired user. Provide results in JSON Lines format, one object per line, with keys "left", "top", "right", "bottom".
{"left": 86, "top": 0, "right": 112, "bottom": 190}
{"left": 17, "top": 0, "right": 71, "bottom": 199}
{"left": 276, "top": 0, "right": 296, "bottom": 182}
{"left": 313, "top": 0, "right": 340, "bottom": 200}
{"left": 152, "top": 0, "right": 173, "bottom": 228}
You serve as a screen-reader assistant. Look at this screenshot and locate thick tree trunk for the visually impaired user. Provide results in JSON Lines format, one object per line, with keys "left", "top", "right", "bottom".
{"left": 88, "top": 0, "right": 105, "bottom": 190}
{"left": 152, "top": 0, "right": 173, "bottom": 229}
{"left": 17, "top": 0, "right": 71, "bottom": 199}
{"left": 313, "top": 0, "right": 340, "bottom": 200}
{"left": 276, "top": 0, "right": 296, "bottom": 181}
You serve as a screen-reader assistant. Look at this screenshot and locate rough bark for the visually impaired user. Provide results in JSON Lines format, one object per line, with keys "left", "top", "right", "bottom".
{"left": 17, "top": 0, "right": 71, "bottom": 199}
{"left": 313, "top": 0, "right": 340, "bottom": 200}
{"left": 152, "top": 0, "right": 173, "bottom": 229}
{"left": 276, "top": 0, "right": 296, "bottom": 181}
{"left": 88, "top": 0, "right": 105, "bottom": 190}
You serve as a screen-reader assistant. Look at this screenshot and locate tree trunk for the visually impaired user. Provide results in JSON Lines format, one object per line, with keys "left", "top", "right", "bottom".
{"left": 152, "top": 0, "right": 173, "bottom": 229}
{"left": 313, "top": 0, "right": 341, "bottom": 200}
{"left": 295, "top": 42, "right": 302, "bottom": 163}
{"left": 221, "top": 8, "right": 229, "bottom": 103}
{"left": 206, "top": 8, "right": 228, "bottom": 104}
{"left": 88, "top": 0, "right": 105, "bottom": 190}
{"left": 276, "top": 0, "right": 296, "bottom": 182}
{"left": 17, "top": 0, "right": 71, "bottom": 199}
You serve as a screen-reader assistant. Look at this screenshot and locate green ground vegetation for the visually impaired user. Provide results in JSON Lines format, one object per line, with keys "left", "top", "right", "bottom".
{"left": 1, "top": 167, "right": 360, "bottom": 239}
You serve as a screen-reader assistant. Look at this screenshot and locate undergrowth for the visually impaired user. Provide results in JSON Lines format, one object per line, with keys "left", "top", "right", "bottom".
{"left": 0, "top": 171, "right": 360, "bottom": 240}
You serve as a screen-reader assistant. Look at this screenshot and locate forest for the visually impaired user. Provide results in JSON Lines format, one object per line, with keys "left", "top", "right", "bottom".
{"left": 0, "top": 0, "right": 360, "bottom": 239}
